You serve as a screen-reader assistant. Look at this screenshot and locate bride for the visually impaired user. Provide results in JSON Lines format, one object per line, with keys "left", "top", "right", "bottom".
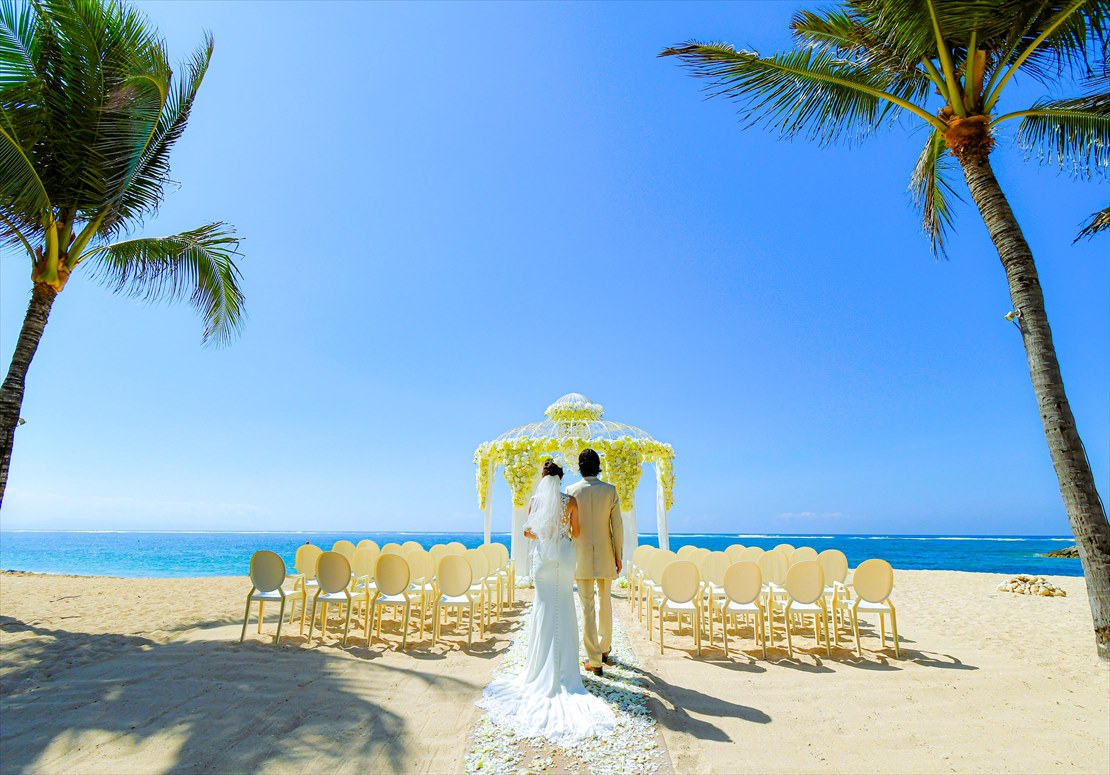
{"left": 477, "top": 459, "right": 616, "bottom": 744}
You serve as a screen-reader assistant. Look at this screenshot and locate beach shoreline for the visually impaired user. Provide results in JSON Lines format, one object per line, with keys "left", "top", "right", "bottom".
{"left": 2, "top": 568, "right": 1107, "bottom": 773}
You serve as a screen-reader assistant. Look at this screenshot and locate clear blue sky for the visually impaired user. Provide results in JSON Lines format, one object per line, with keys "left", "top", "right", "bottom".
{"left": 1, "top": 1, "right": 1106, "bottom": 536}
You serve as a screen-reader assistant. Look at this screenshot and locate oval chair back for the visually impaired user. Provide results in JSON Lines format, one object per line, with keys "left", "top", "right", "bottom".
{"left": 724, "top": 545, "right": 746, "bottom": 562}
{"left": 480, "top": 543, "right": 500, "bottom": 570}
{"left": 701, "top": 552, "right": 731, "bottom": 588}
{"left": 356, "top": 539, "right": 379, "bottom": 553}
{"left": 773, "top": 543, "right": 796, "bottom": 555}
{"left": 375, "top": 553, "right": 411, "bottom": 596}
{"left": 789, "top": 546, "right": 819, "bottom": 565}
{"left": 408, "top": 549, "right": 435, "bottom": 586}
{"left": 676, "top": 545, "right": 695, "bottom": 558}
{"left": 496, "top": 542, "right": 510, "bottom": 566}
{"left": 759, "top": 550, "right": 788, "bottom": 587}
{"left": 853, "top": 559, "right": 894, "bottom": 603}
{"left": 446, "top": 541, "right": 467, "bottom": 554}
{"left": 817, "top": 549, "right": 849, "bottom": 584}
{"left": 649, "top": 552, "right": 673, "bottom": 585}
{"left": 437, "top": 554, "right": 473, "bottom": 597}
{"left": 380, "top": 542, "right": 403, "bottom": 555}
{"left": 250, "top": 550, "right": 286, "bottom": 593}
{"left": 737, "top": 546, "right": 764, "bottom": 564}
{"left": 294, "top": 544, "right": 323, "bottom": 577}
{"left": 350, "top": 547, "right": 377, "bottom": 579}
{"left": 316, "top": 551, "right": 352, "bottom": 594}
{"left": 632, "top": 545, "right": 651, "bottom": 567}
{"left": 465, "top": 548, "right": 488, "bottom": 583}
{"left": 401, "top": 540, "right": 423, "bottom": 555}
{"left": 660, "top": 560, "right": 700, "bottom": 604}
{"left": 784, "top": 561, "right": 825, "bottom": 605}
{"left": 331, "top": 540, "right": 356, "bottom": 559}
{"left": 429, "top": 544, "right": 448, "bottom": 564}
{"left": 723, "top": 561, "right": 762, "bottom": 605}
{"left": 690, "top": 547, "right": 711, "bottom": 565}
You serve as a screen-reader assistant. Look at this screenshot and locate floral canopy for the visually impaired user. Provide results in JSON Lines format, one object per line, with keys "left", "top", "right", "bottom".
{"left": 474, "top": 393, "right": 676, "bottom": 575}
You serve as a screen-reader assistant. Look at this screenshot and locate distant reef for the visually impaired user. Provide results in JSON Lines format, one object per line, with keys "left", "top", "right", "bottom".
{"left": 1040, "top": 546, "right": 1079, "bottom": 558}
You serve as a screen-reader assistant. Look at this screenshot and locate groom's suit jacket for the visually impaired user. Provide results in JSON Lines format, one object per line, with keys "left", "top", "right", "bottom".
{"left": 567, "top": 476, "right": 623, "bottom": 579}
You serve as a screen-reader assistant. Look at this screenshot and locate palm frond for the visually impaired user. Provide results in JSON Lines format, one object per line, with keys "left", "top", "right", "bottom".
{"left": 0, "top": 122, "right": 51, "bottom": 225}
{"left": 82, "top": 222, "right": 245, "bottom": 345}
{"left": 660, "top": 42, "right": 944, "bottom": 144}
{"left": 0, "top": 0, "right": 39, "bottom": 90}
{"left": 1006, "top": 89, "right": 1110, "bottom": 176}
{"left": 910, "top": 127, "right": 963, "bottom": 257}
{"left": 1074, "top": 205, "right": 1110, "bottom": 240}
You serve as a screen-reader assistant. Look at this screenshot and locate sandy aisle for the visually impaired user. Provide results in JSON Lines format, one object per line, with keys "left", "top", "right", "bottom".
{"left": 617, "top": 568, "right": 1110, "bottom": 774}
{"left": 0, "top": 573, "right": 524, "bottom": 774}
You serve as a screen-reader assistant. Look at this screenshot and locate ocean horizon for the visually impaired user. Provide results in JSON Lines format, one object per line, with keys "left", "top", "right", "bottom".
{"left": 0, "top": 530, "right": 1082, "bottom": 578}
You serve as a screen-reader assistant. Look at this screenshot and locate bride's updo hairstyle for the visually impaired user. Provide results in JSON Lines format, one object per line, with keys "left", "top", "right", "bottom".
{"left": 541, "top": 459, "right": 564, "bottom": 479}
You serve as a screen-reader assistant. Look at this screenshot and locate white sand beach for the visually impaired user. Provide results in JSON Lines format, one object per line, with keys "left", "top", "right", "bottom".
{"left": 1, "top": 569, "right": 1107, "bottom": 774}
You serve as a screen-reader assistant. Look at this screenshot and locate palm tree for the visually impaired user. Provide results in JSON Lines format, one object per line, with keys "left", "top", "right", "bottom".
{"left": 662, "top": 0, "right": 1110, "bottom": 661}
{"left": 0, "top": 0, "right": 244, "bottom": 506}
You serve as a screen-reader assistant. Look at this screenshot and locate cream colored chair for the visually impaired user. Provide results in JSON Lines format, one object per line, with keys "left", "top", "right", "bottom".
{"left": 676, "top": 545, "right": 696, "bottom": 558}
{"left": 407, "top": 548, "right": 436, "bottom": 641}
{"left": 817, "top": 549, "right": 851, "bottom": 637}
{"left": 645, "top": 551, "right": 676, "bottom": 639}
{"left": 690, "top": 547, "right": 711, "bottom": 566}
{"left": 633, "top": 546, "right": 659, "bottom": 620}
{"left": 736, "top": 546, "right": 764, "bottom": 564}
{"left": 629, "top": 545, "right": 654, "bottom": 614}
{"left": 758, "top": 550, "right": 789, "bottom": 644}
{"left": 479, "top": 544, "right": 505, "bottom": 619}
{"left": 658, "top": 559, "right": 702, "bottom": 656}
{"left": 844, "top": 559, "right": 899, "bottom": 657}
{"left": 783, "top": 560, "right": 831, "bottom": 658}
{"left": 717, "top": 561, "right": 766, "bottom": 658}
{"left": 349, "top": 546, "right": 379, "bottom": 623}
{"left": 789, "top": 546, "right": 818, "bottom": 565}
{"left": 429, "top": 544, "right": 449, "bottom": 565}
{"left": 240, "top": 550, "right": 291, "bottom": 645}
{"left": 380, "top": 542, "right": 403, "bottom": 555}
{"left": 773, "top": 543, "right": 796, "bottom": 556}
{"left": 331, "top": 539, "right": 356, "bottom": 560}
{"left": 307, "top": 551, "right": 355, "bottom": 646}
{"left": 724, "top": 544, "right": 747, "bottom": 563}
{"left": 464, "top": 549, "right": 492, "bottom": 636}
{"left": 446, "top": 541, "right": 467, "bottom": 555}
{"left": 699, "top": 551, "right": 731, "bottom": 645}
{"left": 356, "top": 539, "right": 379, "bottom": 553}
{"left": 401, "top": 540, "right": 423, "bottom": 554}
{"left": 493, "top": 542, "right": 514, "bottom": 609}
{"left": 433, "top": 554, "right": 480, "bottom": 649}
{"left": 289, "top": 543, "right": 323, "bottom": 629}
{"left": 369, "top": 553, "right": 414, "bottom": 650}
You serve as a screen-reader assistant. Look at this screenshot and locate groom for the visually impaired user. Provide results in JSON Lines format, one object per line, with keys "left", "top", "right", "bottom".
{"left": 568, "top": 448, "right": 623, "bottom": 676}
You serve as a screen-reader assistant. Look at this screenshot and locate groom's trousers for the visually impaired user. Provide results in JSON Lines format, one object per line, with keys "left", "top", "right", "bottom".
{"left": 577, "top": 577, "right": 612, "bottom": 668}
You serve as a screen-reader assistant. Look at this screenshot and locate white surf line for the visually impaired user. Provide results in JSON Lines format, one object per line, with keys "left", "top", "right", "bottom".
{"left": 466, "top": 585, "right": 665, "bottom": 775}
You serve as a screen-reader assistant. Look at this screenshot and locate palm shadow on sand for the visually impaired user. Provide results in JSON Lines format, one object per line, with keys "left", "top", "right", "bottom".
{"left": 0, "top": 614, "right": 485, "bottom": 773}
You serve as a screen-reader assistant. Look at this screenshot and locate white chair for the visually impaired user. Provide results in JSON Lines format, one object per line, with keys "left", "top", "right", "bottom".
{"left": 307, "top": 551, "right": 355, "bottom": 646}
{"left": 843, "top": 559, "right": 900, "bottom": 657}
{"left": 369, "top": 553, "right": 415, "bottom": 650}
{"left": 657, "top": 559, "right": 702, "bottom": 656}
{"left": 349, "top": 546, "right": 379, "bottom": 622}
{"left": 433, "top": 554, "right": 481, "bottom": 649}
{"left": 717, "top": 561, "right": 766, "bottom": 659}
{"left": 645, "top": 551, "right": 675, "bottom": 639}
{"left": 817, "top": 548, "right": 850, "bottom": 638}
{"left": 698, "top": 551, "right": 730, "bottom": 645}
{"left": 240, "top": 550, "right": 291, "bottom": 645}
{"left": 783, "top": 560, "right": 831, "bottom": 658}
{"left": 465, "top": 549, "right": 494, "bottom": 635}
{"left": 288, "top": 543, "right": 322, "bottom": 630}
{"left": 758, "top": 550, "right": 788, "bottom": 644}
{"left": 407, "top": 548, "right": 436, "bottom": 641}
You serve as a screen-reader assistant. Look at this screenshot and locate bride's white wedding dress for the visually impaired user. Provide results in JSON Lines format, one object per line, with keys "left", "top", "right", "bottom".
{"left": 477, "top": 476, "right": 616, "bottom": 745}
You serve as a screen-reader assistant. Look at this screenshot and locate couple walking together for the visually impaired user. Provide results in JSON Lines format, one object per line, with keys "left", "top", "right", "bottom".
{"left": 478, "top": 448, "right": 623, "bottom": 744}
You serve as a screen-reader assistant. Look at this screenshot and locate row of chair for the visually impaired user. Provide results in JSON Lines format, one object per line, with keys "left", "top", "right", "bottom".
{"left": 240, "top": 540, "right": 515, "bottom": 651}
{"left": 630, "top": 544, "right": 899, "bottom": 659}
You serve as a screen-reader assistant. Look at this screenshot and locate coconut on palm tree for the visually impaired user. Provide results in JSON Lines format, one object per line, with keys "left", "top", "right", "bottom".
{"left": 0, "top": 0, "right": 244, "bottom": 506}
{"left": 662, "top": 0, "right": 1110, "bottom": 660}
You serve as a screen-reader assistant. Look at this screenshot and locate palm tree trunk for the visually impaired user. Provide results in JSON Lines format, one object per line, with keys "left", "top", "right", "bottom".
{"left": 962, "top": 156, "right": 1110, "bottom": 662}
{"left": 0, "top": 283, "right": 58, "bottom": 509}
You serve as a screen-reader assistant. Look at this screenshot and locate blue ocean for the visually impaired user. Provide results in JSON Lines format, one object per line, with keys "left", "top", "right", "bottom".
{"left": 0, "top": 531, "right": 1082, "bottom": 578}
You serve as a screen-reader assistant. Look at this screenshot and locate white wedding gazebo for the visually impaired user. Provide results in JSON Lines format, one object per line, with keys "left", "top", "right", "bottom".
{"left": 473, "top": 393, "right": 675, "bottom": 577}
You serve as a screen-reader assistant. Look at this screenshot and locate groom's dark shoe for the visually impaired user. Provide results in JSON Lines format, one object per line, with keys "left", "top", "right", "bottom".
{"left": 582, "top": 659, "right": 603, "bottom": 676}
{"left": 602, "top": 651, "right": 613, "bottom": 665}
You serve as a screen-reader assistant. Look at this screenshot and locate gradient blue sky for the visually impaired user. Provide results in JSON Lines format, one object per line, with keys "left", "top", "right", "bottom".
{"left": 1, "top": 1, "right": 1106, "bottom": 536}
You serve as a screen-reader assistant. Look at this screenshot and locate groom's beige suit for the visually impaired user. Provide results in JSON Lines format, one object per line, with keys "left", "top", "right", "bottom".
{"left": 567, "top": 475, "right": 623, "bottom": 669}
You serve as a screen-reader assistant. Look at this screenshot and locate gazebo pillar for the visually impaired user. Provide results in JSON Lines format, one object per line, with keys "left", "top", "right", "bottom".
{"left": 655, "top": 462, "right": 670, "bottom": 551}
{"left": 482, "top": 458, "right": 494, "bottom": 545}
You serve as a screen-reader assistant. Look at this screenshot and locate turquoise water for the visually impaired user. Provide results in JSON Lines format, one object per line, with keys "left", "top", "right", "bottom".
{"left": 0, "top": 531, "right": 1082, "bottom": 578}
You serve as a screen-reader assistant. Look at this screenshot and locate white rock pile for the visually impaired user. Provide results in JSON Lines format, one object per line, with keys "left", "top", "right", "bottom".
{"left": 997, "top": 575, "right": 1066, "bottom": 597}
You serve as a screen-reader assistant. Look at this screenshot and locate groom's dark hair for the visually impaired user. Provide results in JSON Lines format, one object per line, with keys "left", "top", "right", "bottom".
{"left": 579, "top": 449, "right": 601, "bottom": 477}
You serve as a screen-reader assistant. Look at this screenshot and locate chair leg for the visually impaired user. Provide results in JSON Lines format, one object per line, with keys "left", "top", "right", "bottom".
{"left": 341, "top": 600, "right": 353, "bottom": 647}
{"left": 321, "top": 603, "right": 329, "bottom": 640}
{"left": 785, "top": 603, "right": 794, "bottom": 659}
{"left": 880, "top": 612, "right": 887, "bottom": 648}
{"left": 240, "top": 592, "right": 253, "bottom": 643}
{"left": 758, "top": 609, "right": 767, "bottom": 659}
{"left": 275, "top": 599, "right": 286, "bottom": 645}
{"left": 696, "top": 607, "right": 702, "bottom": 656}
{"left": 308, "top": 595, "right": 320, "bottom": 641}
{"left": 889, "top": 603, "right": 900, "bottom": 658}
{"left": 257, "top": 601, "right": 264, "bottom": 634}
{"left": 852, "top": 608, "right": 862, "bottom": 657}
{"left": 659, "top": 605, "right": 665, "bottom": 655}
